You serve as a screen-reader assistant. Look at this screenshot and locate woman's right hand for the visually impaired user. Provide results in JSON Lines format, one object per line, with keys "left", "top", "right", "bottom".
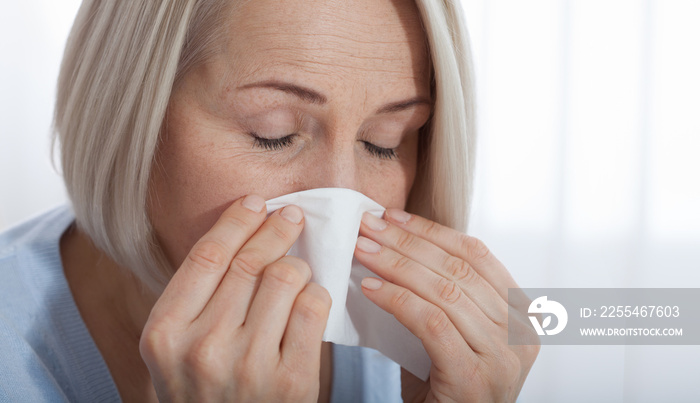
{"left": 139, "top": 195, "right": 331, "bottom": 402}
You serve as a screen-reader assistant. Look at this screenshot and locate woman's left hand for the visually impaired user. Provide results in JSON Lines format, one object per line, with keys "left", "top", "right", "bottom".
{"left": 354, "top": 209, "right": 540, "bottom": 403}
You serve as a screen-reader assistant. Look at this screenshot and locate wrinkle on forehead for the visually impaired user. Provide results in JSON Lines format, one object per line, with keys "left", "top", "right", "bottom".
{"left": 255, "top": 54, "right": 422, "bottom": 77}
{"left": 223, "top": 0, "right": 430, "bottom": 85}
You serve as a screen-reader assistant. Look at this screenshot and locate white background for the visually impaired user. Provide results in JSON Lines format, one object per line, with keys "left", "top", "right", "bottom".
{"left": 1, "top": 1, "right": 699, "bottom": 402}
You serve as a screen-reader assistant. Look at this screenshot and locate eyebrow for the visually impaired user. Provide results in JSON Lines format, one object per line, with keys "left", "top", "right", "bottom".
{"left": 237, "top": 80, "right": 432, "bottom": 114}
{"left": 376, "top": 97, "right": 432, "bottom": 114}
{"left": 238, "top": 80, "right": 327, "bottom": 104}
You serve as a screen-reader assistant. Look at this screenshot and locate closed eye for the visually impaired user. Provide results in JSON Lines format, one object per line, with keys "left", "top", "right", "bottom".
{"left": 250, "top": 133, "right": 297, "bottom": 150}
{"left": 362, "top": 141, "right": 397, "bottom": 160}
{"left": 249, "top": 132, "right": 398, "bottom": 160}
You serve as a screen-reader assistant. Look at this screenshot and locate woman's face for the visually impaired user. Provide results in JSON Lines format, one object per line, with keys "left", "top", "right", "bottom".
{"left": 149, "top": 0, "right": 432, "bottom": 268}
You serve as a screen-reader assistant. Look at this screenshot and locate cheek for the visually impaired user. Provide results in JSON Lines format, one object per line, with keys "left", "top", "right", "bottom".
{"left": 359, "top": 137, "right": 419, "bottom": 210}
{"left": 148, "top": 125, "right": 296, "bottom": 269}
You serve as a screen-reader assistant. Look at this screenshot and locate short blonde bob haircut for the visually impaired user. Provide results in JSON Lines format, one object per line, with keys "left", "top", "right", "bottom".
{"left": 54, "top": 0, "right": 476, "bottom": 294}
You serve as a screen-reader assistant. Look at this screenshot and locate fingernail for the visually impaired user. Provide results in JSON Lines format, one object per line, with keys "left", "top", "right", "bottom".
{"left": 356, "top": 236, "right": 381, "bottom": 253}
{"left": 280, "top": 205, "right": 303, "bottom": 224}
{"left": 385, "top": 209, "right": 411, "bottom": 224}
{"left": 242, "top": 195, "right": 265, "bottom": 213}
{"left": 361, "top": 277, "right": 383, "bottom": 290}
{"left": 362, "top": 211, "right": 387, "bottom": 231}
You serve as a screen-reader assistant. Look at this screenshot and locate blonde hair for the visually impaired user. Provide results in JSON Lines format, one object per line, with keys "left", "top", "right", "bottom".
{"left": 54, "top": 0, "right": 475, "bottom": 294}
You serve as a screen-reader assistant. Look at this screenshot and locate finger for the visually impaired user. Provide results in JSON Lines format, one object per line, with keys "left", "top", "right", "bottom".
{"left": 280, "top": 282, "right": 331, "bottom": 378}
{"left": 355, "top": 235, "right": 504, "bottom": 343}
{"left": 243, "top": 256, "right": 312, "bottom": 354}
{"left": 150, "top": 194, "right": 267, "bottom": 326}
{"left": 383, "top": 209, "right": 520, "bottom": 301}
{"left": 201, "top": 205, "right": 305, "bottom": 328}
{"left": 508, "top": 287, "right": 538, "bottom": 315}
{"left": 359, "top": 277, "right": 479, "bottom": 374}
{"left": 359, "top": 213, "right": 507, "bottom": 324}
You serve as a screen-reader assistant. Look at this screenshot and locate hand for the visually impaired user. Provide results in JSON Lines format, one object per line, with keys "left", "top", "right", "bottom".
{"left": 355, "top": 209, "right": 540, "bottom": 402}
{"left": 140, "top": 195, "right": 331, "bottom": 402}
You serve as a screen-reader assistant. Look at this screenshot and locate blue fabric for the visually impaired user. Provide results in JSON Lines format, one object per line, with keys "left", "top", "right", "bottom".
{"left": 0, "top": 206, "right": 402, "bottom": 402}
{"left": 0, "top": 206, "right": 120, "bottom": 402}
{"left": 330, "top": 344, "right": 402, "bottom": 403}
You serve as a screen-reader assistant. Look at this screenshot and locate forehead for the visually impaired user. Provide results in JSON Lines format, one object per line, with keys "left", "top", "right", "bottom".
{"left": 218, "top": 0, "right": 430, "bottom": 92}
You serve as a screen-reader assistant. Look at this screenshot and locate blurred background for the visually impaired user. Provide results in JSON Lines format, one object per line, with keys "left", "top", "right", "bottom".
{"left": 1, "top": 1, "right": 699, "bottom": 401}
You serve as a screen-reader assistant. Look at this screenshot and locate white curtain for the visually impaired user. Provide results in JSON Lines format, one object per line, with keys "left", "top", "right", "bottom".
{"left": 2, "top": 1, "right": 699, "bottom": 401}
{"left": 0, "top": 1, "right": 77, "bottom": 228}
{"left": 462, "top": 0, "right": 700, "bottom": 401}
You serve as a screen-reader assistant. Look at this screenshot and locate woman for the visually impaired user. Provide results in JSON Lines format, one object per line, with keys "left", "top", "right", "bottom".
{"left": 0, "top": 0, "right": 538, "bottom": 401}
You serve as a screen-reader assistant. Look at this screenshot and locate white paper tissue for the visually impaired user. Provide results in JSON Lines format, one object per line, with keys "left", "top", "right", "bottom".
{"left": 265, "top": 187, "right": 431, "bottom": 381}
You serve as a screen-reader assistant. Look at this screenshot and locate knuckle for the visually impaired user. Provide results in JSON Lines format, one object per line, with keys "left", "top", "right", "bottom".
{"left": 395, "top": 230, "right": 417, "bottom": 251}
{"left": 390, "top": 289, "right": 412, "bottom": 311}
{"left": 460, "top": 235, "right": 491, "bottom": 262}
{"left": 494, "top": 302, "right": 510, "bottom": 327}
{"left": 304, "top": 282, "right": 332, "bottom": 307}
{"left": 279, "top": 256, "right": 312, "bottom": 280}
{"left": 139, "top": 324, "right": 176, "bottom": 363}
{"left": 265, "top": 261, "right": 304, "bottom": 287}
{"left": 295, "top": 291, "right": 330, "bottom": 323}
{"left": 231, "top": 250, "right": 266, "bottom": 278}
{"left": 447, "top": 257, "right": 481, "bottom": 288}
{"left": 437, "top": 277, "right": 463, "bottom": 305}
{"left": 423, "top": 219, "right": 442, "bottom": 238}
{"left": 219, "top": 212, "right": 252, "bottom": 232}
{"left": 391, "top": 254, "right": 413, "bottom": 272}
{"left": 445, "top": 256, "right": 474, "bottom": 282}
{"left": 425, "top": 307, "right": 451, "bottom": 338}
{"left": 269, "top": 221, "right": 293, "bottom": 243}
{"left": 187, "top": 240, "right": 230, "bottom": 272}
{"left": 184, "top": 337, "right": 221, "bottom": 378}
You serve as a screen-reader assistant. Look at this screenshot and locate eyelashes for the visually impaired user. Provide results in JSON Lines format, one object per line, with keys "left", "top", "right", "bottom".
{"left": 249, "top": 132, "right": 398, "bottom": 160}
{"left": 251, "top": 133, "right": 297, "bottom": 151}
{"left": 361, "top": 141, "right": 398, "bottom": 160}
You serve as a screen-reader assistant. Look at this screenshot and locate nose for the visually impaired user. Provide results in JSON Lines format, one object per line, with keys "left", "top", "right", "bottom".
{"left": 297, "top": 138, "right": 360, "bottom": 192}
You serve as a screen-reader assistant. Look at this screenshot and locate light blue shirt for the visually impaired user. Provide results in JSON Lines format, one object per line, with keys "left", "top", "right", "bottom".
{"left": 0, "top": 206, "right": 401, "bottom": 402}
